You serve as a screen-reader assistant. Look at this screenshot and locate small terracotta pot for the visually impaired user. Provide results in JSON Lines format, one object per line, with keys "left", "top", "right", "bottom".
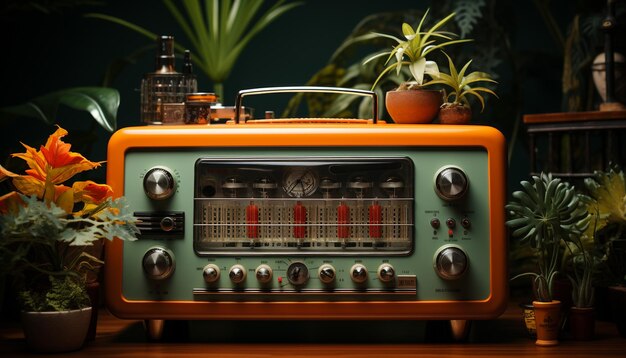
{"left": 385, "top": 89, "right": 442, "bottom": 124}
{"left": 533, "top": 300, "right": 561, "bottom": 346}
{"left": 439, "top": 104, "right": 472, "bottom": 124}
{"left": 569, "top": 307, "right": 595, "bottom": 340}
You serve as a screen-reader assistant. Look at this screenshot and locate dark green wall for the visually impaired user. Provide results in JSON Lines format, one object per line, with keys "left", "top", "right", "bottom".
{"left": 0, "top": 0, "right": 610, "bottom": 190}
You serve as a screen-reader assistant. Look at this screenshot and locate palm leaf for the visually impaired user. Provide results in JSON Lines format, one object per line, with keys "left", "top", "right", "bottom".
{"left": 0, "top": 87, "right": 119, "bottom": 132}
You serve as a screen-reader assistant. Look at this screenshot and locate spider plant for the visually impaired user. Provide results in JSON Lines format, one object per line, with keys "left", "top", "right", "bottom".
{"left": 424, "top": 52, "right": 497, "bottom": 111}
{"left": 86, "top": 0, "right": 301, "bottom": 100}
{"left": 363, "top": 9, "right": 471, "bottom": 90}
{"left": 506, "top": 173, "right": 589, "bottom": 302}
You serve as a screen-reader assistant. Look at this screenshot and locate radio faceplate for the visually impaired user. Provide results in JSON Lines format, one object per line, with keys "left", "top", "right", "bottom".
{"left": 105, "top": 124, "right": 507, "bottom": 326}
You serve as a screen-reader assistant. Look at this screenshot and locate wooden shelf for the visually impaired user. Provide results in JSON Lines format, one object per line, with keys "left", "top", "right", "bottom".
{"left": 1, "top": 301, "right": 625, "bottom": 357}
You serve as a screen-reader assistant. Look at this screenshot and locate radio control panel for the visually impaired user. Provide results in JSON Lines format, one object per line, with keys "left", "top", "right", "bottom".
{"left": 105, "top": 125, "right": 506, "bottom": 324}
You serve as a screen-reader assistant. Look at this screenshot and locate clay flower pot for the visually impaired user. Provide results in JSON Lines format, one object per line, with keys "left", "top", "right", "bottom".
{"left": 569, "top": 307, "right": 595, "bottom": 340}
{"left": 385, "top": 89, "right": 442, "bottom": 124}
{"left": 439, "top": 104, "right": 472, "bottom": 124}
{"left": 532, "top": 300, "right": 561, "bottom": 346}
{"left": 21, "top": 307, "right": 92, "bottom": 353}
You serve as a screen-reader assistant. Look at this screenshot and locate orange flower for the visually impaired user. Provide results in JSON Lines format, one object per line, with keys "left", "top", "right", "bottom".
{"left": 12, "top": 126, "right": 102, "bottom": 185}
{"left": 72, "top": 181, "right": 113, "bottom": 204}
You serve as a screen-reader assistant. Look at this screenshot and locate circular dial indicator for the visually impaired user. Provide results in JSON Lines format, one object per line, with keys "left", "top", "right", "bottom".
{"left": 282, "top": 168, "right": 319, "bottom": 197}
{"left": 286, "top": 262, "right": 310, "bottom": 286}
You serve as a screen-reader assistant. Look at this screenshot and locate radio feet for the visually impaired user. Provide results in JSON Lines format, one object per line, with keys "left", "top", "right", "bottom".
{"left": 449, "top": 319, "right": 471, "bottom": 341}
{"left": 144, "top": 319, "right": 165, "bottom": 341}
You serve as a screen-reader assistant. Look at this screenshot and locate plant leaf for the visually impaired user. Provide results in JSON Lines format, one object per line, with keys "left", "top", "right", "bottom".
{"left": 0, "top": 87, "right": 119, "bottom": 132}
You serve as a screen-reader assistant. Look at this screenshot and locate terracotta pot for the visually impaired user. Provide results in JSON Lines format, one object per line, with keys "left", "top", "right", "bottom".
{"left": 439, "top": 104, "right": 472, "bottom": 124}
{"left": 385, "top": 89, "right": 442, "bottom": 124}
{"left": 608, "top": 285, "right": 626, "bottom": 337}
{"left": 21, "top": 307, "right": 92, "bottom": 353}
{"left": 533, "top": 300, "right": 561, "bottom": 346}
{"left": 569, "top": 307, "right": 595, "bottom": 340}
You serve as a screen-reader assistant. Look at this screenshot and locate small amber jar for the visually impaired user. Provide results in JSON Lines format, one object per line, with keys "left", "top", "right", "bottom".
{"left": 184, "top": 93, "right": 218, "bottom": 124}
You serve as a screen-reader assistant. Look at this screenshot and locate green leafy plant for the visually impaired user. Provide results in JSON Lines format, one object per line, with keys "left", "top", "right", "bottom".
{"left": 0, "top": 127, "right": 138, "bottom": 312}
{"left": 424, "top": 52, "right": 497, "bottom": 111}
{"left": 583, "top": 165, "right": 626, "bottom": 286}
{"left": 86, "top": 0, "right": 302, "bottom": 100}
{"left": 506, "top": 173, "right": 589, "bottom": 302}
{"left": 0, "top": 87, "right": 120, "bottom": 133}
{"left": 364, "top": 9, "right": 470, "bottom": 90}
{"left": 19, "top": 276, "right": 90, "bottom": 312}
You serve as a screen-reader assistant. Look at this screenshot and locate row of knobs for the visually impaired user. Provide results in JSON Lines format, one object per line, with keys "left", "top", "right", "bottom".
{"left": 142, "top": 247, "right": 468, "bottom": 283}
{"left": 202, "top": 263, "right": 396, "bottom": 285}
{"left": 142, "top": 166, "right": 469, "bottom": 201}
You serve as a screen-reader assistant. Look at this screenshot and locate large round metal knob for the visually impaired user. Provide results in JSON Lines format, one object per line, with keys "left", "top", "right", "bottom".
{"left": 377, "top": 264, "right": 396, "bottom": 283}
{"left": 255, "top": 264, "right": 273, "bottom": 284}
{"left": 434, "top": 167, "right": 468, "bottom": 200}
{"left": 142, "top": 248, "right": 175, "bottom": 280}
{"left": 143, "top": 167, "right": 176, "bottom": 200}
{"left": 202, "top": 264, "right": 220, "bottom": 284}
{"left": 229, "top": 264, "right": 247, "bottom": 284}
{"left": 350, "top": 264, "right": 368, "bottom": 284}
{"left": 435, "top": 246, "right": 468, "bottom": 280}
{"left": 318, "top": 264, "right": 336, "bottom": 284}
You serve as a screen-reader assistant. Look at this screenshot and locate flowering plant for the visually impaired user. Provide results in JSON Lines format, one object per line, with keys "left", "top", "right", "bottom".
{"left": 0, "top": 126, "right": 138, "bottom": 311}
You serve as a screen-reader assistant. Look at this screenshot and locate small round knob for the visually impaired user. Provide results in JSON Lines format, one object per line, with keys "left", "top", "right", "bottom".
{"left": 144, "top": 167, "right": 176, "bottom": 200}
{"left": 202, "top": 264, "right": 220, "bottom": 284}
{"left": 160, "top": 217, "right": 176, "bottom": 232}
{"left": 377, "top": 264, "right": 395, "bottom": 283}
{"left": 318, "top": 264, "right": 336, "bottom": 284}
{"left": 229, "top": 264, "right": 247, "bottom": 284}
{"left": 435, "top": 246, "right": 468, "bottom": 280}
{"left": 142, "top": 248, "right": 175, "bottom": 280}
{"left": 255, "top": 264, "right": 273, "bottom": 284}
{"left": 435, "top": 167, "right": 468, "bottom": 200}
{"left": 350, "top": 264, "right": 368, "bottom": 284}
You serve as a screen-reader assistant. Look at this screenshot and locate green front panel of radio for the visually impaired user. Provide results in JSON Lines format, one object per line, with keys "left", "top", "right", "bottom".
{"left": 121, "top": 147, "right": 490, "bottom": 301}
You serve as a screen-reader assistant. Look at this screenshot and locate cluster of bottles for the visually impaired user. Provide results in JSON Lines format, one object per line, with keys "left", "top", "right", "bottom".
{"left": 140, "top": 35, "right": 218, "bottom": 124}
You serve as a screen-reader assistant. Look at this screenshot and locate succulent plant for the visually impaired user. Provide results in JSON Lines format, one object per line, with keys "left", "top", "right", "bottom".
{"left": 506, "top": 173, "right": 589, "bottom": 302}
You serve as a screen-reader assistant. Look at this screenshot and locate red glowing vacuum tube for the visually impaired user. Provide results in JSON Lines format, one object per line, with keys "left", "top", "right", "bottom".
{"left": 246, "top": 201, "right": 259, "bottom": 239}
{"left": 337, "top": 201, "right": 350, "bottom": 238}
{"left": 293, "top": 201, "right": 307, "bottom": 238}
{"left": 368, "top": 200, "right": 382, "bottom": 238}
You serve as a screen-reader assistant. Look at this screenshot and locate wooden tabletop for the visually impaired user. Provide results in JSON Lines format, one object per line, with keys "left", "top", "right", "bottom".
{"left": 1, "top": 301, "right": 624, "bottom": 357}
{"left": 523, "top": 110, "right": 626, "bottom": 124}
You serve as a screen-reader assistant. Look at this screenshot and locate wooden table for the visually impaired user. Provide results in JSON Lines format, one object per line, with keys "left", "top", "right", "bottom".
{"left": 1, "top": 300, "right": 624, "bottom": 357}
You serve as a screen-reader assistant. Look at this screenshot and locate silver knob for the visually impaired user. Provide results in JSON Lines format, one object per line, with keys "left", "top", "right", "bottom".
{"left": 202, "top": 264, "right": 220, "bottom": 284}
{"left": 255, "top": 264, "right": 273, "bottom": 284}
{"left": 229, "top": 264, "right": 246, "bottom": 284}
{"left": 350, "top": 264, "right": 368, "bottom": 284}
{"left": 435, "top": 246, "right": 468, "bottom": 280}
{"left": 435, "top": 167, "right": 468, "bottom": 200}
{"left": 377, "top": 264, "right": 395, "bottom": 283}
{"left": 144, "top": 167, "right": 176, "bottom": 200}
{"left": 142, "top": 248, "right": 175, "bottom": 280}
{"left": 318, "top": 264, "right": 336, "bottom": 284}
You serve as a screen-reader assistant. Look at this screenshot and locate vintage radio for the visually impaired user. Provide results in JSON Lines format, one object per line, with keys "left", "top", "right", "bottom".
{"left": 105, "top": 87, "right": 507, "bottom": 340}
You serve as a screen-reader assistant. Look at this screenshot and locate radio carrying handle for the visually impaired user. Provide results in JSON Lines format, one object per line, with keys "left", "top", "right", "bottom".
{"left": 234, "top": 86, "right": 378, "bottom": 124}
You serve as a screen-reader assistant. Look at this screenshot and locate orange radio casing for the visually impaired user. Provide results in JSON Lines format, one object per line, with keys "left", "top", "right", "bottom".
{"left": 105, "top": 88, "right": 507, "bottom": 340}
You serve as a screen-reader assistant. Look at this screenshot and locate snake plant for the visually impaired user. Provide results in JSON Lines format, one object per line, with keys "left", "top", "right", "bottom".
{"left": 506, "top": 173, "right": 589, "bottom": 302}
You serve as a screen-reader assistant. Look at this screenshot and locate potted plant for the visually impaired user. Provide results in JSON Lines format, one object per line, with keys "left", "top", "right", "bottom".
{"left": 364, "top": 10, "right": 470, "bottom": 124}
{"left": 423, "top": 52, "right": 498, "bottom": 124}
{"left": 583, "top": 165, "right": 626, "bottom": 337}
{"left": 561, "top": 214, "right": 596, "bottom": 340}
{"left": 0, "top": 126, "right": 138, "bottom": 353}
{"left": 506, "top": 173, "right": 589, "bottom": 346}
